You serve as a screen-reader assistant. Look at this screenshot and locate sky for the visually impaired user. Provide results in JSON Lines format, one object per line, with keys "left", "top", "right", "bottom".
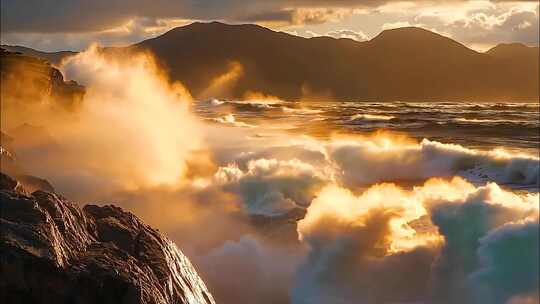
{"left": 1, "top": 0, "right": 539, "bottom": 52}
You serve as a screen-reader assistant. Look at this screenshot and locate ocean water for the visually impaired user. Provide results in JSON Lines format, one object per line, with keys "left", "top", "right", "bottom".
{"left": 196, "top": 100, "right": 540, "bottom": 155}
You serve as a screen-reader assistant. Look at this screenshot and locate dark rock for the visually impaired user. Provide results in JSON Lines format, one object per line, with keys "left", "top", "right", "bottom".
{"left": 0, "top": 132, "right": 18, "bottom": 175}
{"left": 15, "top": 174, "right": 55, "bottom": 193}
{"left": 0, "top": 131, "right": 57, "bottom": 192}
{"left": 0, "top": 173, "right": 18, "bottom": 191}
{"left": 0, "top": 172, "right": 26, "bottom": 194}
{"left": 0, "top": 173, "right": 216, "bottom": 304}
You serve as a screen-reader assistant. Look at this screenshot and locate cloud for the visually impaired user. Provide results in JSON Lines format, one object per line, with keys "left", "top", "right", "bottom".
{"left": 0, "top": 17, "right": 193, "bottom": 51}
{"left": 0, "top": 0, "right": 188, "bottom": 33}
{"left": 413, "top": 1, "right": 540, "bottom": 47}
{"left": 325, "top": 29, "right": 369, "bottom": 40}
{"left": 290, "top": 7, "right": 353, "bottom": 24}
{"left": 242, "top": 7, "right": 355, "bottom": 26}
{"left": 285, "top": 27, "right": 371, "bottom": 39}
{"left": 4, "top": 1, "right": 536, "bottom": 34}
{"left": 0, "top": 1, "right": 354, "bottom": 34}
{"left": 382, "top": 21, "right": 415, "bottom": 30}
{"left": 2, "top": 1, "right": 538, "bottom": 51}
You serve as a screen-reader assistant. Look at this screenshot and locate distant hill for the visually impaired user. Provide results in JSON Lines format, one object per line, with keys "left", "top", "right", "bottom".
{"left": 1, "top": 45, "right": 76, "bottom": 66}
{"left": 6, "top": 22, "right": 539, "bottom": 101}
{"left": 486, "top": 43, "right": 539, "bottom": 61}
{"left": 132, "top": 22, "right": 539, "bottom": 101}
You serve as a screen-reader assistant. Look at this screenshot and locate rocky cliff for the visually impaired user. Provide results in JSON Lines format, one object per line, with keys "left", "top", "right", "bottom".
{"left": 0, "top": 173, "right": 216, "bottom": 304}
{"left": 0, "top": 48, "right": 84, "bottom": 108}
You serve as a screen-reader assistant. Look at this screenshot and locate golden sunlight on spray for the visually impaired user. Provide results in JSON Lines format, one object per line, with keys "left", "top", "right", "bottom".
{"left": 322, "top": 130, "right": 539, "bottom": 161}
{"left": 199, "top": 61, "right": 243, "bottom": 100}
{"left": 58, "top": 46, "right": 202, "bottom": 188}
{"left": 242, "top": 91, "right": 284, "bottom": 104}
{"left": 298, "top": 176, "right": 539, "bottom": 254}
{"left": 327, "top": 130, "right": 417, "bottom": 149}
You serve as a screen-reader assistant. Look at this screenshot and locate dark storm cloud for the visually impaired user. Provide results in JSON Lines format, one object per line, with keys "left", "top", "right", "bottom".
{"left": 1, "top": 0, "right": 525, "bottom": 33}
{"left": 1, "top": 0, "right": 188, "bottom": 32}
{"left": 1, "top": 0, "right": 359, "bottom": 32}
{"left": 241, "top": 10, "right": 296, "bottom": 23}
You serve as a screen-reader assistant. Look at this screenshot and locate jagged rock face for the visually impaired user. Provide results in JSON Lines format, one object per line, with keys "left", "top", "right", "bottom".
{"left": 0, "top": 173, "right": 216, "bottom": 304}
{"left": 0, "top": 48, "right": 84, "bottom": 108}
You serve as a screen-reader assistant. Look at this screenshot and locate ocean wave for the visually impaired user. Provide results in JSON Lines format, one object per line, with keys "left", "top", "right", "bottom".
{"left": 210, "top": 98, "right": 225, "bottom": 106}
{"left": 329, "top": 138, "right": 539, "bottom": 189}
{"left": 281, "top": 106, "right": 324, "bottom": 115}
{"left": 349, "top": 114, "right": 395, "bottom": 121}
{"left": 213, "top": 114, "right": 255, "bottom": 128}
{"left": 452, "top": 117, "right": 533, "bottom": 124}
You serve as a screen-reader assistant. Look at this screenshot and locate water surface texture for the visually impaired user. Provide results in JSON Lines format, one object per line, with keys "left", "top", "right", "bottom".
{"left": 197, "top": 100, "right": 540, "bottom": 154}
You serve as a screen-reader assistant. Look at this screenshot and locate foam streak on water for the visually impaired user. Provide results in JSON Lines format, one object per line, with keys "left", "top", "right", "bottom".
{"left": 196, "top": 100, "right": 540, "bottom": 154}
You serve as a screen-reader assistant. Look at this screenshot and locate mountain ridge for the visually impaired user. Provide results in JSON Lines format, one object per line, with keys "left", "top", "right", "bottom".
{"left": 4, "top": 22, "right": 539, "bottom": 101}
{"left": 133, "top": 22, "right": 538, "bottom": 101}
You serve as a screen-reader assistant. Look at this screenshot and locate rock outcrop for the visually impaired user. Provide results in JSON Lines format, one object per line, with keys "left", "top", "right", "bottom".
{"left": 0, "top": 48, "right": 84, "bottom": 108}
{"left": 0, "top": 173, "right": 216, "bottom": 304}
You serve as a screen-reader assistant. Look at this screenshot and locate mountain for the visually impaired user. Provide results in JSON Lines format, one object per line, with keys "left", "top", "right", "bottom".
{"left": 5, "top": 22, "right": 539, "bottom": 102}
{"left": 132, "top": 22, "right": 539, "bottom": 102}
{"left": 0, "top": 172, "right": 216, "bottom": 304}
{"left": 487, "top": 43, "right": 539, "bottom": 61}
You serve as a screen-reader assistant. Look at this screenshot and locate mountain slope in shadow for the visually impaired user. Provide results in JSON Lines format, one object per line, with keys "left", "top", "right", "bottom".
{"left": 6, "top": 22, "right": 538, "bottom": 101}
{"left": 133, "top": 22, "right": 538, "bottom": 101}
